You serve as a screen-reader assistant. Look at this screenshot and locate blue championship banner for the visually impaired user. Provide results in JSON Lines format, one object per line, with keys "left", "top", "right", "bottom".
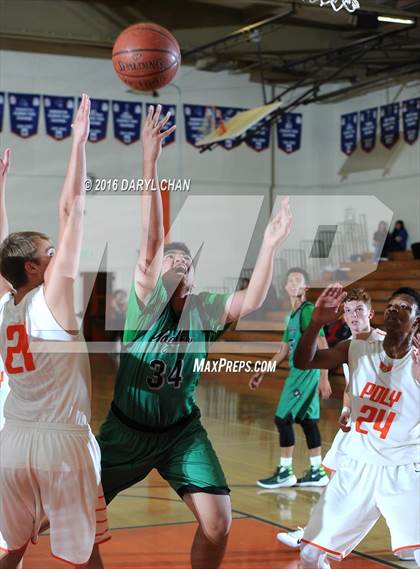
{"left": 0, "top": 92, "right": 4, "bottom": 132}
{"left": 380, "top": 102, "right": 400, "bottom": 149}
{"left": 246, "top": 118, "right": 271, "bottom": 152}
{"left": 113, "top": 101, "right": 142, "bottom": 145}
{"left": 340, "top": 112, "right": 358, "bottom": 155}
{"left": 217, "top": 106, "right": 244, "bottom": 150}
{"left": 43, "top": 95, "right": 74, "bottom": 141}
{"left": 8, "top": 93, "right": 40, "bottom": 138}
{"left": 184, "top": 104, "right": 216, "bottom": 146}
{"left": 276, "top": 112, "right": 302, "bottom": 154}
{"left": 81, "top": 98, "right": 109, "bottom": 143}
{"left": 402, "top": 98, "right": 420, "bottom": 145}
{"left": 359, "top": 108, "right": 377, "bottom": 152}
{"left": 146, "top": 103, "right": 176, "bottom": 147}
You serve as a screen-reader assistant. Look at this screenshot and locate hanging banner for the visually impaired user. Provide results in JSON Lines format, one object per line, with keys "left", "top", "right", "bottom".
{"left": 112, "top": 101, "right": 142, "bottom": 145}
{"left": 8, "top": 93, "right": 40, "bottom": 138}
{"left": 184, "top": 104, "right": 216, "bottom": 147}
{"left": 359, "top": 107, "right": 377, "bottom": 152}
{"left": 217, "top": 106, "right": 244, "bottom": 150}
{"left": 380, "top": 102, "right": 400, "bottom": 149}
{"left": 402, "top": 98, "right": 420, "bottom": 145}
{"left": 276, "top": 112, "right": 302, "bottom": 154}
{"left": 79, "top": 98, "right": 109, "bottom": 143}
{"left": 43, "top": 95, "right": 74, "bottom": 141}
{"left": 0, "top": 92, "right": 4, "bottom": 132}
{"left": 146, "top": 103, "right": 176, "bottom": 147}
{"left": 246, "top": 118, "right": 271, "bottom": 152}
{"left": 340, "top": 112, "right": 358, "bottom": 156}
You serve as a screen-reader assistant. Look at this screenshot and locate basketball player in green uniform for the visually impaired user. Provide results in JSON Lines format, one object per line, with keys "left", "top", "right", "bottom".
{"left": 87, "top": 105, "right": 293, "bottom": 569}
{"left": 250, "top": 268, "right": 331, "bottom": 488}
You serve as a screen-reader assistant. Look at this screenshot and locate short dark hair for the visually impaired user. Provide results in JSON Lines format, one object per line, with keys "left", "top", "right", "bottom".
{"left": 163, "top": 242, "right": 191, "bottom": 257}
{"left": 390, "top": 287, "right": 420, "bottom": 316}
{"left": 286, "top": 267, "right": 310, "bottom": 285}
{"left": 345, "top": 288, "right": 372, "bottom": 308}
{"left": 0, "top": 231, "right": 50, "bottom": 289}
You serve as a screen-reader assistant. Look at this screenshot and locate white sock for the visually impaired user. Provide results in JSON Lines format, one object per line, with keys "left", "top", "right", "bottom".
{"left": 279, "top": 457, "right": 293, "bottom": 468}
{"left": 310, "top": 455, "right": 322, "bottom": 468}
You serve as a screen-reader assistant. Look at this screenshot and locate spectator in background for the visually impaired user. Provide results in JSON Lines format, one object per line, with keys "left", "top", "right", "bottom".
{"left": 388, "top": 220, "right": 408, "bottom": 252}
{"left": 372, "top": 220, "right": 389, "bottom": 261}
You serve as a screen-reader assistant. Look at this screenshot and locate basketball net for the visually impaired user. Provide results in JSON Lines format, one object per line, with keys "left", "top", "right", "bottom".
{"left": 303, "top": 0, "right": 360, "bottom": 12}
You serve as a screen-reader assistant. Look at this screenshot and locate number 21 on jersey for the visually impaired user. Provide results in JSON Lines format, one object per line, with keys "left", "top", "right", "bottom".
{"left": 5, "top": 323, "right": 35, "bottom": 374}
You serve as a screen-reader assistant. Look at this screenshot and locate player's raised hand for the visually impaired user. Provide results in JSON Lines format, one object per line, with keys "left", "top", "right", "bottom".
{"left": 249, "top": 371, "right": 264, "bottom": 390}
{"left": 312, "top": 284, "right": 347, "bottom": 326}
{"left": 71, "top": 94, "right": 91, "bottom": 144}
{"left": 0, "top": 148, "right": 11, "bottom": 181}
{"left": 263, "top": 197, "right": 292, "bottom": 249}
{"left": 142, "top": 104, "right": 176, "bottom": 164}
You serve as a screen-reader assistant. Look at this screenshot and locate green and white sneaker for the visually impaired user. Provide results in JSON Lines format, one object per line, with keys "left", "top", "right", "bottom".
{"left": 296, "top": 466, "right": 329, "bottom": 487}
{"left": 257, "top": 466, "right": 297, "bottom": 488}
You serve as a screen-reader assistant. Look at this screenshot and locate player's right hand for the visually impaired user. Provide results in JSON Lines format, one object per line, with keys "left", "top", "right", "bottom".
{"left": 71, "top": 94, "right": 90, "bottom": 144}
{"left": 0, "top": 148, "right": 11, "bottom": 180}
{"left": 312, "top": 284, "right": 347, "bottom": 326}
{"left": 249, "top": 372, "right": 264, "bottom": 389}
{"left": 142, "top": 104, "right": 176, "bottom": 164}
{"left": 338, "top": 409, "right": 351, "bottom": 432}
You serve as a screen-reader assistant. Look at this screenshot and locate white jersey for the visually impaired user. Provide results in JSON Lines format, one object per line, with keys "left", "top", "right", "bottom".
{"left": 0, "top": 365, "right": 9, "bottom": 430}
{"left": 342, "top": 328, "right": 386, "bottom": 383}
{"left": 0, "top": 286, "right": 91, "bottom": 425}
{"left": 335, "top": 338, "right": 419, "bottom": 465}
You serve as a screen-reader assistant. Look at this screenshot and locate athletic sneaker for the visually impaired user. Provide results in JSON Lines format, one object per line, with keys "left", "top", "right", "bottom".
{"left": 395, "top": 550, "right": 415, "bottom": 561}
{"left": 257, "top": 466, "right": 297, "bottom": 488}
{"left": 276, "top": 526, "right": 305, "bottom": 547}
{"left": 296, "top": 466, "right": 329, "bottom": 487}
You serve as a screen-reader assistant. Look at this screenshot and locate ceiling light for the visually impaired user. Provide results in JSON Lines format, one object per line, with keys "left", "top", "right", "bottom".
{"left": 377, "top": 15, "right": 415, "bottom": 25}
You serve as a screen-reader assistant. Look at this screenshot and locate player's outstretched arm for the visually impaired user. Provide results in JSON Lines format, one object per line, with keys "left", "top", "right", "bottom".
{"left": 43, "top": 95, "right": 90, "bottom": 333}
{"left": 249, "top": 341, "right": 289, "bottom": 389}
{"left": 223, "top": 197, "right": 292, "bottom": 323}
{"left": 0, "top": 148, "right": 14, "bottom": 296}
{"left": 134, "top": 104, "right": 176, "bottom": 305}
{"left": 294, "top": 284, "right": 349, "bottom": 370}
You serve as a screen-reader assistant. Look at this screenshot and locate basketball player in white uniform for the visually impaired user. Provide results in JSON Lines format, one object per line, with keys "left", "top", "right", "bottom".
{"left": 0, "top": 148, "right": 12, "bottom": 434}
{"left": 294, "top": 284, "right": 420, "bottom": 569}
{"left": 0, "top": 96, "right": 109, "bottom": 569}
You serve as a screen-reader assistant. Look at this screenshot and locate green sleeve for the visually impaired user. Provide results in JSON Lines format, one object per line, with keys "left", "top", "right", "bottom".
{"left": 123, "top": 277, "right": 168, "bottom": 343}
{"left": 199, "top": 291, "right": 232, "bottom": 342}
{"left": 282, "top": 313, "right": 290, "bottom": 342}
{"left": 301, "top": 303, "right": 325, "bottom": 336}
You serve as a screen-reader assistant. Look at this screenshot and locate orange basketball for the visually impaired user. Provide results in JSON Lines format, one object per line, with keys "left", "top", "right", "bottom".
{"left": 112, "top": 23, "right": 181, "bottom": 92}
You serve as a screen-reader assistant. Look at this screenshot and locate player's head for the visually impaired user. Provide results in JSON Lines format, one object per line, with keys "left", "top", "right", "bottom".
{"left": 0, "top": 231, "right": 55, "bottom": 290}
{"left": 384, "top": 287, "right": 420, "bottom": 338}
{"left": 162, "top": 241, "right": 194, "bottom": 291}
{"left": 342, "top": 288, "right": 373, "bottom": 334}
{"left": 284, "top": 267, "right": 310, "bottom": 300}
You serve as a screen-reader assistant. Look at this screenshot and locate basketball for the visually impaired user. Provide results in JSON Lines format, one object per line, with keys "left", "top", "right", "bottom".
{"left": 112, "top": 23, "right": 181, "bottom": 92}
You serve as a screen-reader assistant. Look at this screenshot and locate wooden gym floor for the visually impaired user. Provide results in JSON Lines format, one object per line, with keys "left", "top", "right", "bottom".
{"left": 24, "top": 354, "right": 416, "bottom": 568}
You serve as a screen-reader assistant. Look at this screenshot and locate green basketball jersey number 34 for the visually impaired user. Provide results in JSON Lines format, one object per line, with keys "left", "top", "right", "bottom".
{"left": 112, "top": 277, "right": 230, "bottom": 428}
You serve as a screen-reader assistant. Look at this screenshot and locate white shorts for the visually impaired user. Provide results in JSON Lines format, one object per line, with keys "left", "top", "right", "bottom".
{"left": 0, "top": 421, "right": 110, "bottom": 565}
{"left": 322, "top": 429, "right": 347, "bottom": 472}
{"left": 302, "top": 457, "right": 420, "bottom": 560}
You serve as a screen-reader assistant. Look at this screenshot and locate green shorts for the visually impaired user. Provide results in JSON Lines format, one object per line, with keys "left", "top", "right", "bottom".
{"left": 275, "top": 369, "right": 320, "bottom": 422}
{"left": 97, "top": 406, "right": 229, "bottom": 502}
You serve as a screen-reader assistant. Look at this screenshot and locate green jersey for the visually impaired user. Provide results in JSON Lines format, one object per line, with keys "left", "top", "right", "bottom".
{"left": 282, "top": 301, "right": 324, "bottom": 369}
{"left": 112, "top": 277, "right": 230, "bottom": 428}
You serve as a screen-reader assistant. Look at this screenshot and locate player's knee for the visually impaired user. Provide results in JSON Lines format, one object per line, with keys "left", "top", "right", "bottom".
{"left": 275, "top": 415, "right": 294, "bottom": 447}
{"left": 299, "top": 419, "right": 321, "bottom": 449}
{"left": 200, "top": 511, "right": 232, "bottom": 544}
